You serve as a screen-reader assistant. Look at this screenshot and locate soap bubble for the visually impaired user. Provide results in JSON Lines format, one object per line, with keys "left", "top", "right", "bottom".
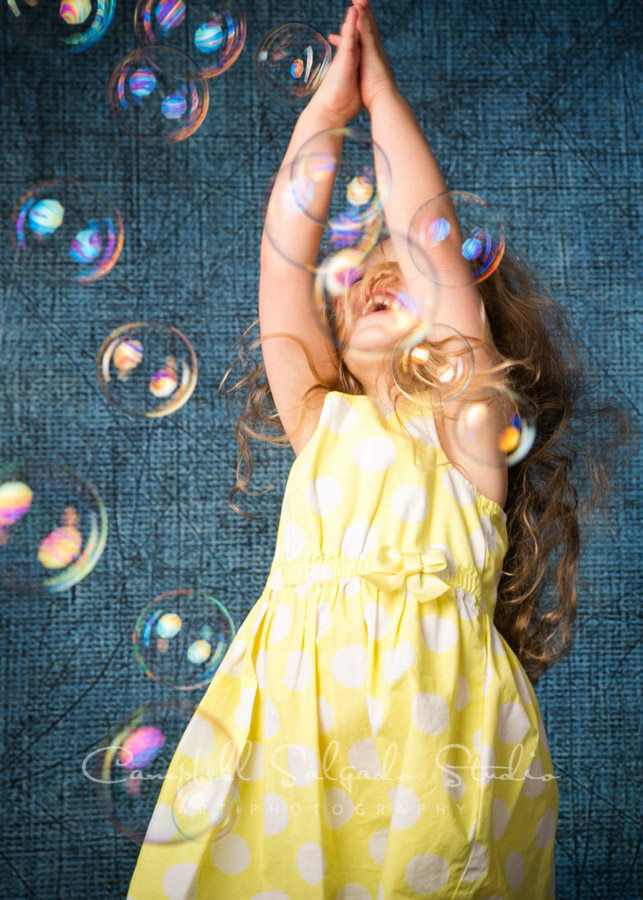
{"left": 312, "top": 231, "right": 440, "bottom": 361}
{"left": 10, "top": 179, "right": 124, "bottom": 284}
{"left": 255, "top": 23, "right": 330, "bottom": 102}
{"left": 133, "top": 0, "right": 246, "bottom": 78}
{"left": 89, "top": 698, "right": 240, "bottom": 844}
{"left": 262, "top": 128, "right": 391, "bottom": 271}
{"left": 109, "top": 46, "right": 209, "bottom": 143}
{"left": 392, "top": 323, "right": 475, "bottom": 405}
{"left": 5, "top": 0, "right": 116, "bottom": 52}
{"left": 96, "top": 322, "right": 198, "bottom": 418}
{"left": 132, "top": 588, "right": 236, "bottom": 689}
{"left": 451, "top": 388, "right": 536, "bottom": 467}
{"left": 408, "top": 191, "right": 505, "bottom": 286}
{"left": 0, "top": 458, "right": 108, "bottom": 594}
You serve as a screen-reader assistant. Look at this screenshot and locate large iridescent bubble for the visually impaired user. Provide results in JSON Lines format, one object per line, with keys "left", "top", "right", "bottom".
{"left": 311, "top": 231, "right": 440, "bottom": 361}
{"left": 5, "top": 0, "right": 116, "bottom": 52}
{"left": 450, "top": 387, "right": 537, "bottom": 468}
{"left": 96, "top": 322, "right": 198, "bottom": 418}
{"left": 132, "top": 589, "right": 236, "bottom": 690}
{"left": 408, "top": 190, "right": 505, "bottom": 287}
{"left": 133, "top": 0, "right": 246, "bottom": 78}
{"left": 88, "top": 698, "right": 241, "bottom": 844}
{"left": 109, "top": 46, "right": 209, "bottom": 143}
{"left": 0, "top": 458, "right": 108, "bottom": 593}
{"left": 10, "top": 179, "right": 124, "bottom": 283}
{"left": 254, "top": 23, "right": 331, "bottom": 102}
{"left": 262, "top": 128, "right": 391, "bottom": 272}
{"left": 391, "top": 323, "right": 475, "bottom": 406}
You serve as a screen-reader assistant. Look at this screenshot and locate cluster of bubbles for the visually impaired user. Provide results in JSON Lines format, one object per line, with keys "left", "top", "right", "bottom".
{"left": 0, "top": 458, "right": 108, "bottom": 593}
{"left": 89, "top": 699, "right": 241, "bottom": 844}
{"left": 109, "top": 0, "right": 247, "bottom": 143}
{"left": 261, "top": 127, "right": 535, "bottom": 468}
{"left": 6, "top": 3, "right": 358, "bottom": 140}
{"left": 5, "top": 0, "right": 116, "bottom": 52}
{"left": 95, "top": 322, "right": 199, "bottom": 418}
{"left": 10, "top": 178, "right": 124, "bottom": 283}
{"left": 87, "top": 588, "right": 240, "bottom": 842}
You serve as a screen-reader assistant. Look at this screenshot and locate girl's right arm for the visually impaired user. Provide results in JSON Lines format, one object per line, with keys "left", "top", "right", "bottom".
{"left": 259, "top": 5, "right": 363, "bottom": 455}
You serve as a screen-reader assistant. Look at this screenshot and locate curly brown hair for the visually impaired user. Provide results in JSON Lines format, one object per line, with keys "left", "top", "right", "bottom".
{"left": 217, "top": 247, "right": 637, "bottom": 686}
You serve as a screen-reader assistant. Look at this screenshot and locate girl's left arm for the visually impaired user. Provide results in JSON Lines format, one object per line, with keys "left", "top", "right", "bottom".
{"left": 356, "top": 0, "right": 498, "bottom": 373}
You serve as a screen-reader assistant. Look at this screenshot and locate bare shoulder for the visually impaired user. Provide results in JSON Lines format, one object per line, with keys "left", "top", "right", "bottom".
{"left": 430, "top": 390, "right": 510, "bottom": 510}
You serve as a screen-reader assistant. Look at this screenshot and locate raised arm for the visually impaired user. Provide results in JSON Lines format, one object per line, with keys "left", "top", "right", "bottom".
{"left": 258, "top": 5, "right": 363, "bottom": 455}
{"left": 354, "top": 0, "right": 509, "bottom": 506}
{"left": 354, "top": 0, "right": 496, "bottom": 367}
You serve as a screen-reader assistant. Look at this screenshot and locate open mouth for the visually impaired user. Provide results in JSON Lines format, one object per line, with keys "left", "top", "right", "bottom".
{"left": 357, "top": 291, "right": 404, "bottom": 318}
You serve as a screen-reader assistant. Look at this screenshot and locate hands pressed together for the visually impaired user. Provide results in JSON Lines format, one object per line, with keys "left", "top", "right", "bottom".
{"left": 311, "top": 0, "right": 398, "bottom": 126}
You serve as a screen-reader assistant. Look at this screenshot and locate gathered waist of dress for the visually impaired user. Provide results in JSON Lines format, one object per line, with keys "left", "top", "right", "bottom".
{"left": 267, "top": 544, "right": 487, "bottom": 608}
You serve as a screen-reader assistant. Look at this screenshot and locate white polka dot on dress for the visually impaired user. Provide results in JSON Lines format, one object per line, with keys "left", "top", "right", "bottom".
{"left": 283, "top": 520, "right": 306, "bottom": 559}
{"left": 353, "top": 435, "right": 397, "bottom": 471}
{"left": 382, "top": 642, "right": 416, "bottom": 681}
{"left": 286, "top": 744, "right": 319, "bottom": 787}
{"left": 306, "top": 477, "right": 343, "bottom": 515}
{"left": 284, "top": 649, "right": 312, "bottom": 691}
{"left": 323, "top": 786, "right": 355, "bottom": 829}
{"left": 341, "top": 520, "right": 378, "bottom": 558}
{"left": 505, "top": 849, "right": 524, "bottom": 891}
{"left": 420, "top": 613, "right": 459, "bottom": 653}
{"left": 469, "top": 528, "right": 487, "bottom": 568}
{"left": 363, "top": 602, "right": 392, "bottom": 641}
{"left": 455, "top": 673, "right": 471, "bottom": 710}
{"left": 492, "top": 798, "right": 511, "bottom": 840}
{"left": 238, "top": 740, "right": 264, "bottom": 782}
{"left": 368, "top": 827, "right": 389, "bottom": 864}
{"left": 335, "top": 882, "right": 372, "bottom": 899}
{"left": 347, "top": 737, "right": 382, "bottom": 776}
{"left": 412, "top": 692, "right": 450, "bottom": 735}
{"left": 321, "top": 394, "right": 357, "bottom": 433}
{"left": 443, "top": 467, "right": 477, "bottom": 506}
{"left": 497, "top": 701, "right": 530, "bottom": 743}
{"left": 523, "top": 756, "right": 547, "bottom": 798}
{"left": 296, "top": 841, "right": 327, "bottom": 885}
{"left": 211, "top": 832, "right": 251, "bottom": 875}
{"left": 366, "top": 693, "right": 383, "bottom": 736}
{"left": 262, "top": 792, "right": 289, "bottom": 836}
{"left": 145, "top": 802, "right": 178, "bottom": 844}
{"left": 404, "top": 415, "right": 439, "bottom": 447}
{"left": 161, "top": 862, "right": 199, "bottom": 900}
{"left": 268, "top": 604, "right": 293, "bottom": 644}
{"left": 391, "top": 484, "right": 429, "bottom": 522}
{"left": 263, "top": 695, "right": 280, "bottom": 739}
{"left": 176, "top": 716, "right": 216, "bottom": 758}
{"left": 318, "top": 695, "right": 334, "bottom": 733}
{"left": 461, "top": 840, "right": 488, "bottom": 883}
{"left": 389, "top": 784, "right": 422, "bottom": 829}
{"left": 405, "top": 853, "right": 450, "bottom": 893}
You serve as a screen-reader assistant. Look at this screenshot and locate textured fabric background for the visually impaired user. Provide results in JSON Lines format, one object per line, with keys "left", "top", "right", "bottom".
{"left": 0, "top": 1, "right": 641, "bottom": 897}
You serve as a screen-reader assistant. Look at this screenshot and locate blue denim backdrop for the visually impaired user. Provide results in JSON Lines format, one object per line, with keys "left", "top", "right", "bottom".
{"left": 0, "top": 1, "right": 641, "bottom": 897}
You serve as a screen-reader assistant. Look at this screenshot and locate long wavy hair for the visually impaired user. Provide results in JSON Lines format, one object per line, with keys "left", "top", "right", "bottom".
{"left": 217, "top": 246, "right": 637, "bottom": 686}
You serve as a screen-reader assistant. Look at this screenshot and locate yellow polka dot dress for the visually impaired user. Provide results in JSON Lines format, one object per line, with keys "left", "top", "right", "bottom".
{"left": 127, "top": 390, "right": 559, "bottom": 900}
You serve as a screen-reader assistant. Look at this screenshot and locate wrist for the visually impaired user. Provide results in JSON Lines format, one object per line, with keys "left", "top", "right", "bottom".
{"left": 367, "top": 83, "right": 403, "bottom": 115}
{"left": 302, "top": 98, "right": 349, "bottom": 131}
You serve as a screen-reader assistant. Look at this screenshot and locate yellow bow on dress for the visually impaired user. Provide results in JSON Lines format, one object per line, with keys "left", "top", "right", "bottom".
{"left": 359, "top": 544, "right": 450, "bottom": 602}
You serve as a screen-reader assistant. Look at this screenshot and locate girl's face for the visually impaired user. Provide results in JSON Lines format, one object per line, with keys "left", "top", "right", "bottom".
{"left": 335, "top": 237, "right": 413, "bottom": 357}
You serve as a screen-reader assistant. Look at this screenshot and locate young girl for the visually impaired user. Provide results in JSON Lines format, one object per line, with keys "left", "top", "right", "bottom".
{"left": 127, "top": 2, "right": 629, "bottom": 897}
